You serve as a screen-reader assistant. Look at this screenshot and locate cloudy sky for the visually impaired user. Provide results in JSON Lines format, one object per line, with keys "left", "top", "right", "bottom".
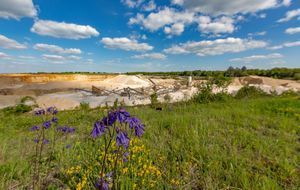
{"left": 0, "top": 0, "right": 299, "bottom": 73}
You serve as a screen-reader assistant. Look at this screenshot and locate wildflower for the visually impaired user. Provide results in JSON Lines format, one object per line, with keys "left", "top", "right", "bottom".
{"left": 116, "top": 130, "right": 130, "bottom": 148}
{"left": 66, "top": 144, "right": 72, "bottom": 149}
{"left": 91, "top": 121, "right": 106, "bottom": 138}
{"left": 116, "top": 108, "right": 130, "bottom": 123}
{"left": 102, "top": 111, "right": 117, "bottom": 126}
{"left": 34, "top": 109, "right": 45, "bottom": 116}
{"left": 33, "top": 137, "right": 39, "bottom": 143}
{"left": 30, "top": 125, "right": 40, "bottom": 131}
{"left": 123, "top": 152, "right": 129, "bottom": 162}
{"left": 43, "top": 139, "right": 50, "bottom": 144}
{"left": 43, "top": 121, "right": 51, "bottom": 129}
{"left": 51, "top": 117, "right": 58, "bottom": 123}
{"left": 47, "top": 106, "right": 58, "bottom": 115}
{"left": 68, "top": 127, "right": 75, "bottom": 133}
{"left": 127, "top": 117, "right": 145, "bottom": 137}
{"left": 57, "top": 126, "right": 76, "bottom": 134}
{"left": 95, "top": 178, "right": 109, "bottom": 190}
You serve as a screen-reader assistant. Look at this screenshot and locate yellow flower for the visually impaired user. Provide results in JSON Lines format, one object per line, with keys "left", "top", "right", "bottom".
{"left": 122, "top": 167, "right": 128, "bottom": 174}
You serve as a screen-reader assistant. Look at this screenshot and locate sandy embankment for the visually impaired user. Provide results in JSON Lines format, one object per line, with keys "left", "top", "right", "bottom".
{"left": 226, "top": 76, "right": 300, "bottom": 94}
{"left": 0, "top": 74, "right": 299, "bottom": 110}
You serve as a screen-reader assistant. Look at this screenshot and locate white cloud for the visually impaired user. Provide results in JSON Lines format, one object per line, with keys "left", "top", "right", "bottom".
{"left": 132, "top": 53, "right": 166, "bottom": 59}
{"left": 197, "top": 16, "right": 235, "bottom": 34}
{"left": 164, "top": 23, "right": 185, "bottom": 36}
{"left": 121, "top": 0, "right": 144, "bottom": 8}
{"left": 285, "top": 27, "right": 300, "bottom": 34}
{"left": 129, "top": 8, "right": 194, "bottom": 31}
{"left": 33, "top": 43, "right": 82, "bottom": 54}
{"left": 164, "top": 37, "right": 267, "bottom": 56}
{"left": 172, "top": 0, "right": 184, "bottom": 6}
{"left": 0, "top": 34, "right": 27, "bottom": 49}
{"left": 130, "top": 7, "right": 239, "bottom": 35}
{"left": 282, "top": 0, "right": 292, "bottom": 7}
{"left": 42, "top": 54, "right": 65, "bottom": 61}
{"left": 68, "top": 55, "right": 82, "bottom": 60}
{"left": 19, "top": 55, "right": 35, "bottom": 59}
{"left": 0, "top": 0, "right": 37, "bottom": 20}
{"left": 248, "top": 31, "right": 267, "bottom": 36}
{"left": 42, "top": 54, "right": 82, "bottom": 64}
{"left": 230, "top": 53, "right": 283, "bottom": 63}
{"left": 31, "top": 20, "right": 100, "bottom": 39}
{"left": 142, "top": 0, "right": 156, "bottom": 11}
{"left": 173, "top": 0, "right": 290, "bottom": 15}
{"left": 269, "top": 41, "right": 300, "bottom": 50}
{"left": 278, "top": 9, "right": 300, "bottom": 22}
{"left": 0, "top": 52, "right": 10, "bottom": 59}
{"left": 101, "top": 37, "right": 153, "bottom": 51}
{"left": 259, "top": 13, "right": 267, "bottom": 18}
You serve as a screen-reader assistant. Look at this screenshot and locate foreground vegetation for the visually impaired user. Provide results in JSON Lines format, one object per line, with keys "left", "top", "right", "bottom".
{"left": 0, "top": 92, "right": 299, "bottom": 189}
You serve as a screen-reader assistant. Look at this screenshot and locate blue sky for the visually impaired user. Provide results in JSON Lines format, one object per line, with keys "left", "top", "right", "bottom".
{"left": 0, "top": 0, "right": 299, "bottom": 73}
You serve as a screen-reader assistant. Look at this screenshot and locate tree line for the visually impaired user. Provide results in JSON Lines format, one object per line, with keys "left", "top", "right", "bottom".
{"left": 127, "top": 67, "right": 300, "bottom": 80}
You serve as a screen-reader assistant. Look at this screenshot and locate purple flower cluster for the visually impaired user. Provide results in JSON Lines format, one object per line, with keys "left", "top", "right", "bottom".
{"left": 95, "top": 172, "right": 112, "bottom": 190}
{"left": 34, "top": 109, "right": 45, "bottom": 116}
{"left": 34, "top": 107, "right": 58, "bottom": 116}
{"left": 33, "top": 137, "right": 49, "bottom": 144}
{"left": 91, "top": 108, "right": 145, "bottom": 148}
{"left": 57, "top": 126, "right": 75, "bottom": 134}
{"left": 47, "top": 106, "right": 58, "bottom": 115}
{"left": 30, "top": 107, "right": 65, "bottom": 145}
{"left": 127, "top": 117, "right": 145, "bottom": 137}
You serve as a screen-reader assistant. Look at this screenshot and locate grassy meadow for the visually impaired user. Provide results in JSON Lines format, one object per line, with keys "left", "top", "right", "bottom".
{"left": 0, "top": 96, "right": 299, "bottom": 189}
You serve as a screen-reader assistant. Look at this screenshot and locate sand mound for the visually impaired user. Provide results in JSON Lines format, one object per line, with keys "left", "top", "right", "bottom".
{"left": 100, "top": 75, "right": 151, "bottom": 89}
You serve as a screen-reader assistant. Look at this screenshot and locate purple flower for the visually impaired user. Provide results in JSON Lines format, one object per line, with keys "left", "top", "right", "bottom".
{"left": 91, "top": 121, "right": 106, "bottom": 138}
{"left": 66, "top": 144, "right": 72, "bottom": 149}
{"left": 34, "top": 109, "right": 45, "bottom": 116}
{"left": 47, "top": 107, "right": 58, "bottom": 115}
{"left": 123, "top": 152, "right": 129, "bottom": 162}
{"left": 57, "top": 126, "right": 75, "bottom": 134}
{"left": 51, "top": 117, "right": 58, "bottom": 123}
{"left": 43, "top": 139, "right": 50, "bottom": 144}
{"left": 30, "top": 125, "right": 40, "bottom": 131}
{"left": 33, "top": 137, "right": 39, "bottom": 143}
{"left": 102, "top": 111, "right": 117, "bottom": 126}
{"left": 43, "top": 121, "right": 51, "bottom": 129}
{"left": 68, "top": 127, "right": 75, "bottom": 133}
{"left": 116, "top": 109, "right": 130, "bottom": 123}
{"left": 116, "top": 130, "right": 130, "bottom": 149}
{"left": 127, "top": 117, "right": 145, "bottom": 137}
{"left": 96, "top": 179, "right": 109, "bottom": 190}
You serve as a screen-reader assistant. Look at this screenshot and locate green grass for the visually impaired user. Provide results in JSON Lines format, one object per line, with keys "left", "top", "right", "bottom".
{"left": 0, "top": 97, "right": 299, "bottom": 189}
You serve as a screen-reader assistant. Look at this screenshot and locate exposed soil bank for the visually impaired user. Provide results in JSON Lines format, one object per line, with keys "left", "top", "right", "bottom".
{"left": 0, "top": 74, "right": 299, "bottom": 110}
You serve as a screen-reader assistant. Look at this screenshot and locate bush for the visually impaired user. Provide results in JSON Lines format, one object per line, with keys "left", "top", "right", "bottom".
{"left": 3, "top": 104, "right": 32, "bottom": 115}
{"left": 79, "top": 102, "right": 90, "bottom": 110}
{"left": 235, "top": 86, "right": 268, "bottom": 99}
{"left": 20, "top": 96, "right": 36, "bottom": 104}
{"left": 150, "top": 92, "right": 158, "bottom": 108}
{"left": 192, "top": 83, "right": 232, "bottom": 104}
{"left": 279, "top": 90, "right": 300, "bottom": 97}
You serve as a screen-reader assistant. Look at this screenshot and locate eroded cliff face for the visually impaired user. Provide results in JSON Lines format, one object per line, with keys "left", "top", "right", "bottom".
{"left": 0, "top": 74, "right": 115, "bottom": 84}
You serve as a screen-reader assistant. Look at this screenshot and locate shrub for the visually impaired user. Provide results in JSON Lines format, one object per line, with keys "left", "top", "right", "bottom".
{"left": 79, "top": 102, "right": 90, "bottom": 110}
{"left": 150, "top": 92, "right": 158, "bottom": 108}
{"left": 3, "top": 104, "right": 32, "bottom": 114}
{"left": 192, "top": 83, "right": 232, "bottom": 104}
{"left": 293, "top": 73, "right": 300, "bottom": 80}
{"left": 20, "top": 96, "right": 36, "bottom": 104}
{"left": 280, "top": 90, "right": 300, "bottom": 97}
{"left": 235, "top": 86, "right": 268, "bottom": 99}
